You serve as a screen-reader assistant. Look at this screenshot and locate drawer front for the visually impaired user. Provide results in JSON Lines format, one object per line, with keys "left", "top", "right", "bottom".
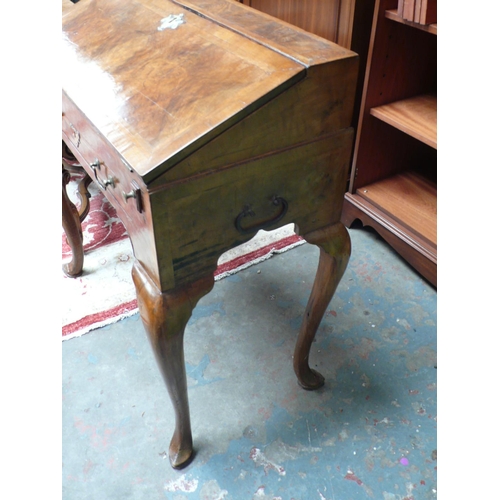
{"left": 62, "top": 93, "right": 146, "bottom": 224}
{"left": 150, "top": 128, "right": 353, "bottom": 290}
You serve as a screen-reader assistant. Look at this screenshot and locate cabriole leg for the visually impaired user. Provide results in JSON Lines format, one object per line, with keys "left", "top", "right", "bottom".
{"left": 131, "top": 261, "right": 215, "bottom": 469}
{"left": 294, "top": 222, "right": 351, "bottom": 389}
{"left": 62, "top": 165, "right": 84, "bottom": 277}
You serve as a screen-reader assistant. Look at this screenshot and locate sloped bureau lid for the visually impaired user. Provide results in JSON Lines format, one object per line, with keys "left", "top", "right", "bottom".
{"left": 62, "top": 0, "right": 354, "bottom": 181}
{"left": 173, "top": 0, "right": 354, "bottom": 66}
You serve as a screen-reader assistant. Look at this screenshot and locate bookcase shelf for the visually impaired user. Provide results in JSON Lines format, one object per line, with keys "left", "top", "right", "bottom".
{"left": 370, "top": 93, "right": 437, "bottom": 149}
{"left": 356, "top": 170, "right": 436, "bottom": 246}
{"left": 386, "top": 8, "right": 437, "bottom": 34}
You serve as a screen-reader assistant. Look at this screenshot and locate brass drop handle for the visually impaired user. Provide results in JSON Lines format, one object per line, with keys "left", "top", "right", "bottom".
{"left": 235, "top": 195, "right": 288, "bottom": 234}
{"left": 90, "top": 159, "right": 115, "bottom": 190}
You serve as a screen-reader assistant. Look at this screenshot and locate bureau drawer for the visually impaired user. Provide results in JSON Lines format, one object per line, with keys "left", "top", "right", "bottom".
{"left": 150, "top": 128, "right": 353, "bottom": 289}
{"left": 62, "top": 92, "right": 146, "bottom": 223}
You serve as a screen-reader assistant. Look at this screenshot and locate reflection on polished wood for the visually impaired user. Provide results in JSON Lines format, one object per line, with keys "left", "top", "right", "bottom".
{"left": 62, "top": 0, "right": 358, "bottom": 468}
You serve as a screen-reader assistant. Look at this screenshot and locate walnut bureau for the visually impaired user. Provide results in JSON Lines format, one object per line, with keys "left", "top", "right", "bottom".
{"left": 62, "top": 0, "right": 358, "bottom": 468}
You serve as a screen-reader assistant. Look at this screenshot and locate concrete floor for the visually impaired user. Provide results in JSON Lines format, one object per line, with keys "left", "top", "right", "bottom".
{"left": 62, "top": 226, "right": 437, "bottom": 500}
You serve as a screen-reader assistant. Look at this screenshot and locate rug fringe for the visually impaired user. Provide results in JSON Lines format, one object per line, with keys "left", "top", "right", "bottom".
{"left": 215, "top": 238, "right": 305, "bottom": 281}
{"left": 62, "top": 235, "right": 305, "bottom": 340}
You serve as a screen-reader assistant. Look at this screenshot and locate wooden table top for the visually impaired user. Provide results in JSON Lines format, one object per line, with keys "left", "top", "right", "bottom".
{"left": 62, "top": 0, "right": 354, "bottom": 182}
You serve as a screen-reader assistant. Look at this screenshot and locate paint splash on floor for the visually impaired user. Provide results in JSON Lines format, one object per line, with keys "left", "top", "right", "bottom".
{"left": 164, "top": 474, "right": 198, "bottom": 492}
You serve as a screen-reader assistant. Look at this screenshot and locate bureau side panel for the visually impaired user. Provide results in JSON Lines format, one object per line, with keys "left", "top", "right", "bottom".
{"left": 148, "top": 56, "right": 358, "bottom": 187}
{"left": 149, "top": 129, "right": 353, "bottom": 290}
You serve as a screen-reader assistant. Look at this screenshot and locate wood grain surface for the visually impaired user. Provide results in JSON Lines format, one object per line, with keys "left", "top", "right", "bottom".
{"left": 357, "top": 170, "right": 436, "bottom": 246}
{"left": 62, "top": 0, "right": 356, "bottom": 183}
{"left": 370, "top": 93, "right": 436, "bottom": 149}
{"left": 62, "top": 0, "right": 304, "bottom": 180}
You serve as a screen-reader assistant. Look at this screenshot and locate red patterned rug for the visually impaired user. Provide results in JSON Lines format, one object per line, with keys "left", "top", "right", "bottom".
{"left": 62, "top": 176, "right": 304, "bottom": 340}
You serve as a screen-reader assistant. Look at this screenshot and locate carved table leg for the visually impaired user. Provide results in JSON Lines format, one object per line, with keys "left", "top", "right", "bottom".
{"left": 75, "top": 174, "right": 93, "bottom": 223}
{"left": 62, "top": 141, "right": 93, "bottom": 223}
{"left": 62, "top": 165, "right": 85, "bottom": 277}
{"left": 294, "top": 222, "right": 351, "bottom": 389}
{"left": 131, "top": 261, "right": 215, "bottom": 469}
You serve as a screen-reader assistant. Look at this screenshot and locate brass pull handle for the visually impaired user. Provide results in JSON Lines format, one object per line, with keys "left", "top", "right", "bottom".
{"left": 235, "top": 195, "right": 288, "bottom": 234}
{"left": 123, "top": 190, "right": 136, "bottom": 201}
{"left": 90, "top": 159, "right": 115, "bottom": 190}
{"left": 69, "top": 123, "right": 81, "bottom": 147}
{"left": 122, "top": 181, "right": 143, "bottom": 213}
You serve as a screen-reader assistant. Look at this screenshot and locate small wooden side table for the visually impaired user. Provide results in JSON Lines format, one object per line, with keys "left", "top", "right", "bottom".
{"left": 62, "top": 0, "right": 358, "bottom": 468}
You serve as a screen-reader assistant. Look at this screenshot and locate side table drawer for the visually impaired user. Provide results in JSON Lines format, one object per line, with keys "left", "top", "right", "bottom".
{"left": 62, "top": 93, "right": 146, "bottom": 221}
